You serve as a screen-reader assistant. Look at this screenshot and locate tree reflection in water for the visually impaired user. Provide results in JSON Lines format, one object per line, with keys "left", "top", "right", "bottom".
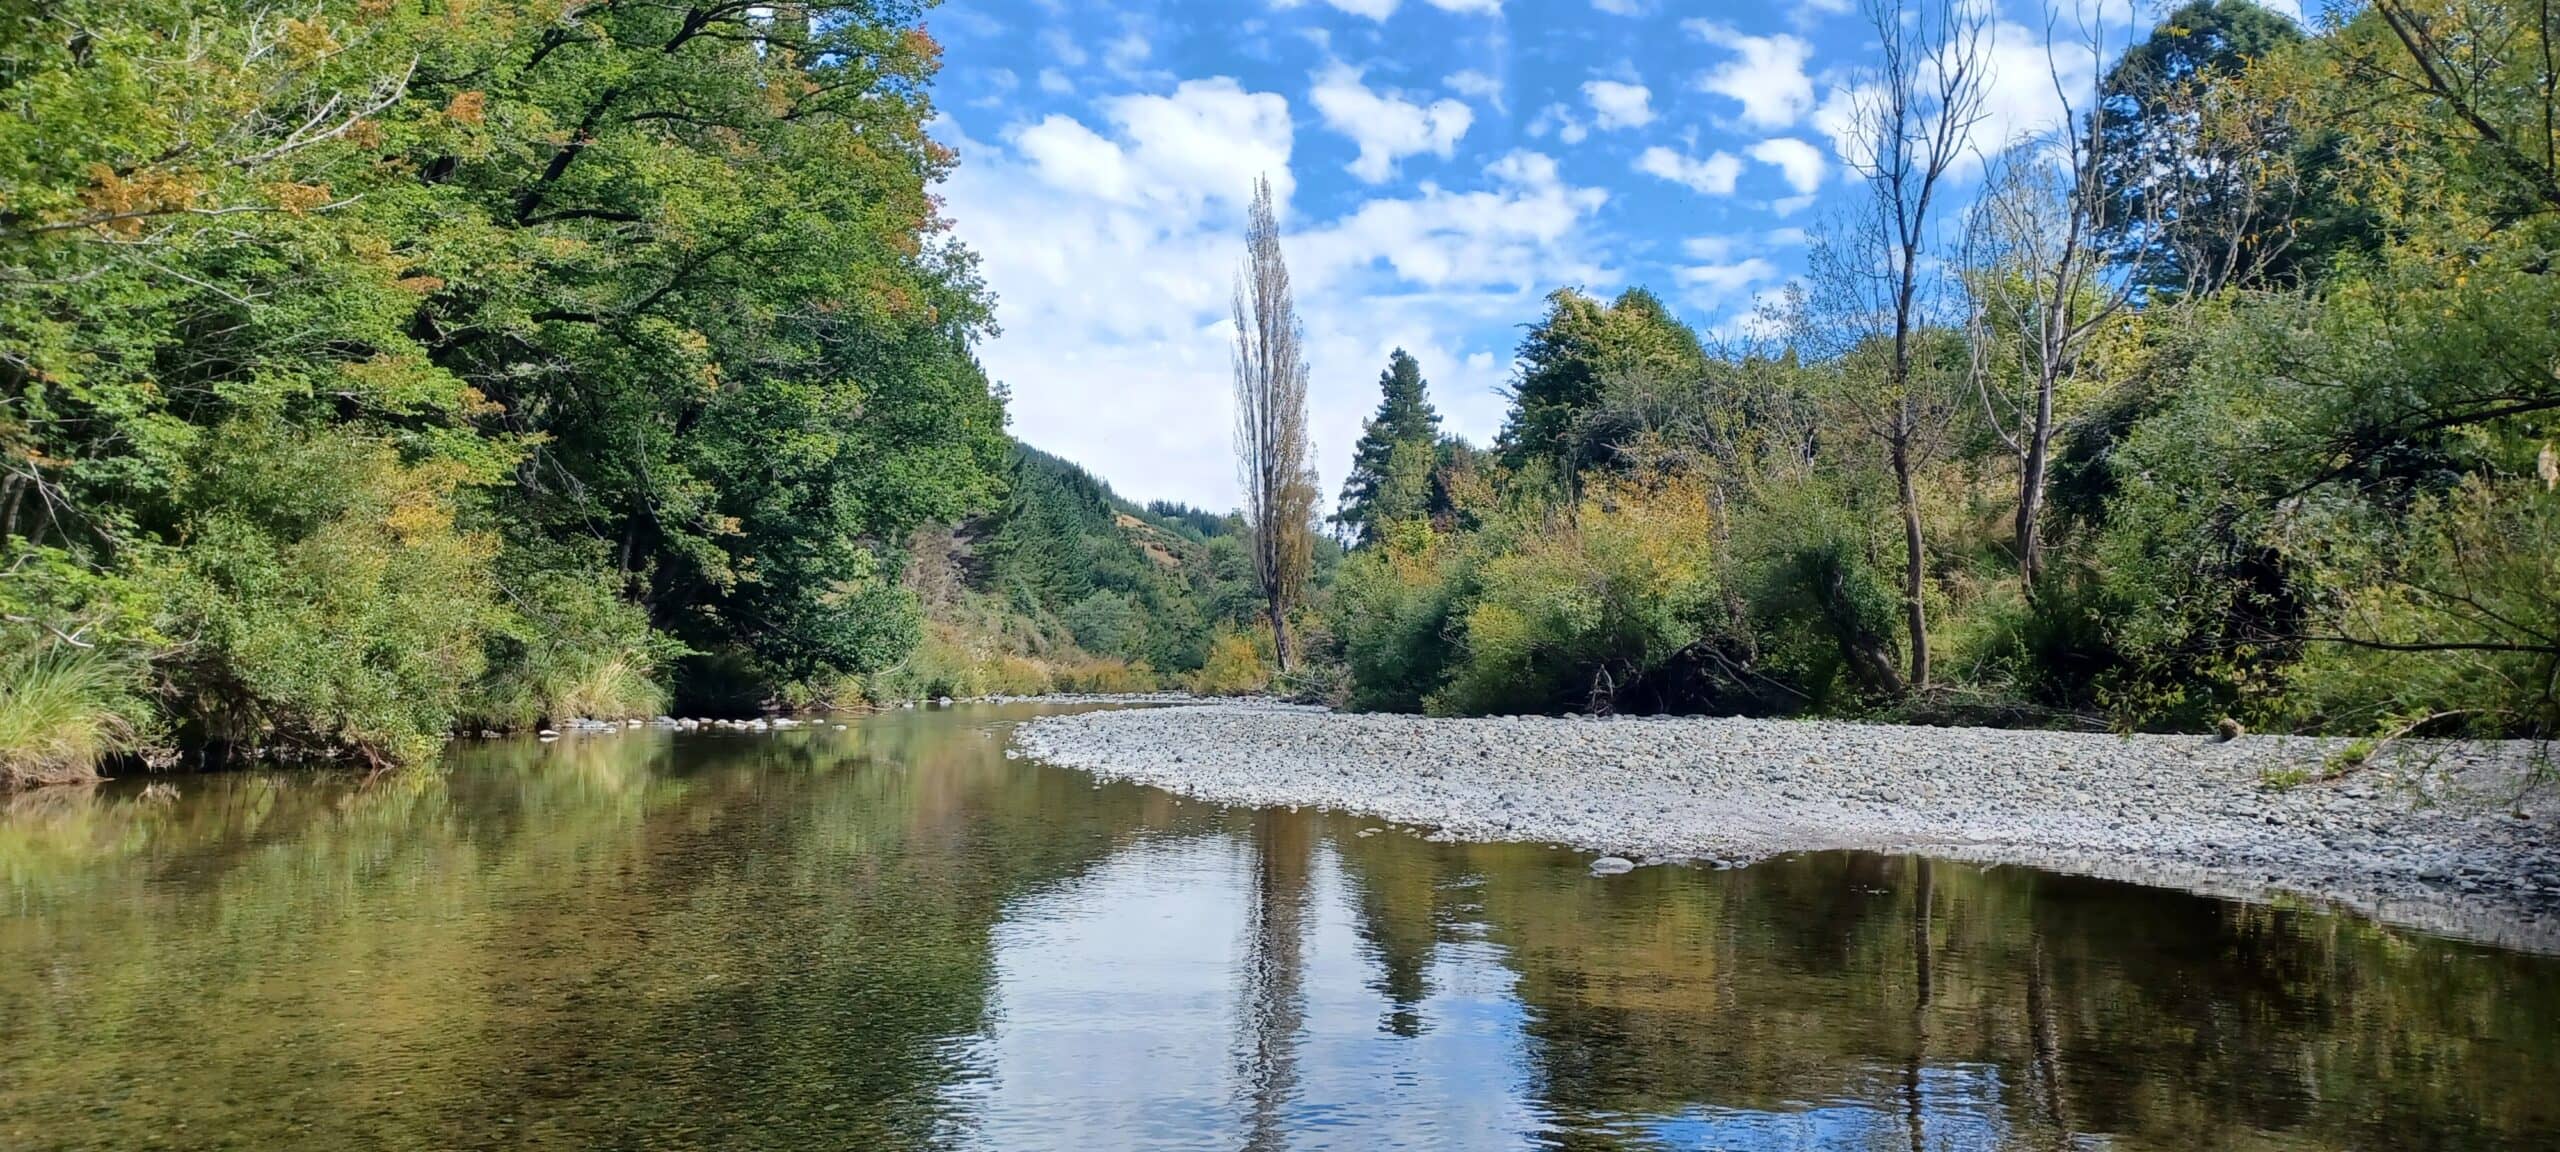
{"left": 1237, "top": 809, "right": 1312, "bottom": 1152}
{"left": 2, "top": 704, "right": 2554, "bottom": 1151}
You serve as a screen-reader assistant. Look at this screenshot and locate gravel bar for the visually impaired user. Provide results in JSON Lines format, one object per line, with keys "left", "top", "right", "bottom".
{"left": 1016, "top": 704, "right": 2560, "bottom": 953}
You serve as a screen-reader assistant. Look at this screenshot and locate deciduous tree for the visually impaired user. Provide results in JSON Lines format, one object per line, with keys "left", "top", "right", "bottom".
{"left": 1824, "top": 0, "right": 1992, "bottom": 691}
{"left": 1231, "top": 177, "right": 1318, "bottom": 671}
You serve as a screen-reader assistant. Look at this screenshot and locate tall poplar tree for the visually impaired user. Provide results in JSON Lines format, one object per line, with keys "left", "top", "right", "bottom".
{"left": 1230, "top": 177, "right": 1318, "bottom": 671}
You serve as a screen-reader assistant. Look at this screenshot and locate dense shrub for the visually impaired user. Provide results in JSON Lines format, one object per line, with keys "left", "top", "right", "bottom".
{"left": 1051, "top": 658, "right": 1158, "bottom": 695}
{"left": 1188, "top": 631, "right": 1274, "bottom": 697}
{"left": 1326, "top": 522, "right": 1477, "bottom": 712}
{"left": 1429, "top": 477, "right": 1722, "bottom": 716}
{"left": 160, "top": 427, "right": 499, "bottom": 766}
{"left": 1724, "top": 473, "right": 1907, "bottom": 708}
{"left": 465, "top": 543, "right": 679, "bottom": 728}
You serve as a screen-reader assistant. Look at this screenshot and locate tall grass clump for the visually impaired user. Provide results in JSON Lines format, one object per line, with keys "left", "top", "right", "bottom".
{"left": 469, "top": 649, "right": 670, "bottom": 729}
{"left": 1049, "top": 656, "right": 1159, "bottom": 695}
{"left": 0, "top": 640, "right": 151, "bottom": 788}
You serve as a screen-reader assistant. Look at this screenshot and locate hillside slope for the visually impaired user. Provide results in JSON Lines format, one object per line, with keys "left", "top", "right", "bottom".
{"left": 886, "top": 443, "right": 1270, "bottom": 697}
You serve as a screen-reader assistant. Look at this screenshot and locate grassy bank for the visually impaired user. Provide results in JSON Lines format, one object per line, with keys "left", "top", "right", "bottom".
{"left": 0, "top": 641, "right": 148, "bottom": 788}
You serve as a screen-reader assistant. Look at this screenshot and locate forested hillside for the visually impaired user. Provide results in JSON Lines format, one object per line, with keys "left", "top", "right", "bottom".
{"left": 1, "top": 1, "right": 1005, "bottom": 780}
{"left": 891, "top": 443, "right": 1285, "bottom": 700}
{"left": 1315, "top": 0, "right": 2560, "bottom": 744}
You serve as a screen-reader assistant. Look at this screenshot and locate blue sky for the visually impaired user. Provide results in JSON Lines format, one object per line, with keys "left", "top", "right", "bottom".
{"left": 924, "top": 0, "right": 2265, "bottom": 510}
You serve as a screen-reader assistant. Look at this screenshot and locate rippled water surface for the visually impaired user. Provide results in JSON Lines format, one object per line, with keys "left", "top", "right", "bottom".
{"left": 4, "top": 704, "right": 2556, "bottom": 1150}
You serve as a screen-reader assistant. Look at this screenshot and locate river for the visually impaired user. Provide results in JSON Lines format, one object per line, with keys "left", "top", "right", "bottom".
{"left": 3, "top": 703, "right": 2554, "bottom": 1149}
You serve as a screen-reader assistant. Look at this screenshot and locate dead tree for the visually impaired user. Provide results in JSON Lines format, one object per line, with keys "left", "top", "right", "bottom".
{"left": 1964, "top": 8, "right": 2148, "bottom": 595}
{"left": 1835, "top": 0, "right": 1992, "bottom": 690}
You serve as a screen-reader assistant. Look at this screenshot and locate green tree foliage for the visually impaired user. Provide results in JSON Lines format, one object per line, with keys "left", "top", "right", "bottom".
{"left": 1, "top": 0, "right": 1005, "bottom": 768}
{"left": 1143, "top": 500, "right": 1242, "bottom": 541}
{"left": 162, "top": 424, "right": 500, "bottom": 765}
{"left": 1428, "top": 476, "right": 1724, "bottom": 716}
{"left": 1327, "top": 521, "right": 1479, "bottom": 713}
{"left": 1499, "top": 287, "right": 1708, "bottom": 479}
{"left": 1334, "top": 349, "right": 1443, "bottom": 545}
{"left": 2093, "top": 0, "right": 2316, "bottom": 290}
{"left": 883, "top": 442, "right": 1276, "bottom": 698}
{"left": 980, "top": 446, "right": 1217, "bottom": 671}
{"left": 1314, "top": 0, "right": 2560, "bottom": 739}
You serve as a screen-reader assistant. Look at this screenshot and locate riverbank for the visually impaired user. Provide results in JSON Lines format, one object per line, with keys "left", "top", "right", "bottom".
{"left": 1016, "top": 705, "right": 2560, "bottom": 952}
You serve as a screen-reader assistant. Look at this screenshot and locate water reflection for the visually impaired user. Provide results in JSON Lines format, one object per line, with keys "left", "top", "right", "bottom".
{"left": 1, "top": 705, "right": 2553, "bottom": 1151}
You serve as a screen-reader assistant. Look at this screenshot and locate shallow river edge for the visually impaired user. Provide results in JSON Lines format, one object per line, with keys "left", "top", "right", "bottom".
{"left": 1014, "top": 704, "right": 2560, "bottom": 954}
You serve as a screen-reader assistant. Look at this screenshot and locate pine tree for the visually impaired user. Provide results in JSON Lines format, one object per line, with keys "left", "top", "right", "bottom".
{"left": 1334, "top": 349, "right": 1442, "bottom": 545}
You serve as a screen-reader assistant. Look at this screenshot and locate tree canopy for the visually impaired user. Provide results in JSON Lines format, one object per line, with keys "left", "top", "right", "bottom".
{"left": 1313, "top": 0, "right": 2560, "bottom": 741}
{"left": 1334, "top": 349, "right": 1443, "bottom": 546}
{"left": 2, "top": 0, "right": 1007, "bottom": 766}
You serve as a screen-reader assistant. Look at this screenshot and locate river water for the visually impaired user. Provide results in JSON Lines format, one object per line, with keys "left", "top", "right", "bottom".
{"left": 2, "top": 703, "right": 2554, "bottom": 1150}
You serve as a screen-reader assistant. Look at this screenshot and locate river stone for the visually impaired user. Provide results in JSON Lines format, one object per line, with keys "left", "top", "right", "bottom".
{"left": 1590, "top": 856, "right": 1636, "bottom": 876}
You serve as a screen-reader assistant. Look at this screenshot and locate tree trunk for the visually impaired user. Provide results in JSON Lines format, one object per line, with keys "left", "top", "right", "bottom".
{"left": 1, "top": 472, "right": 22, "bottom": 543}
{"left": 1893, "top": 438, "right": 1931, "bottom": 690}
{"left": 2016, "top": 473, "right": 2048, "bottom": 594}
{"left": 1267, "top": 598, "right": 1293, "bottom": 673}
{"left": 2017, "top": 385, "right": 2052, "bottom": 595}
{"left": 1906, "top": 856, "right": 1935, "bottom": 1152}
{"left": 2026, "top": 935, "right": 2072, "bottom": 1136}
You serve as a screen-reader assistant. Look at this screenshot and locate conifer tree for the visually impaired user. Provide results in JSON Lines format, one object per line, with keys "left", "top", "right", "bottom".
{"left": 1334, "top": 349, "right": 1442, "bottom": 545}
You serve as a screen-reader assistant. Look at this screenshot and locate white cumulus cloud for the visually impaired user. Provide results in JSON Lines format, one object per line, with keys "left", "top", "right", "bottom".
{"left": 1104, "top": 31, "right": 1151, "bottom": 71}
{"left": 1528, "top": 103, "right": 1590, "bottom": 144}
{"left": 1674, "top": 236, "right": 1783, "bottom": 309}
{"left": 1747, "top": 136, "right": 1826, "bottom": 194}
{"left": 1311, "top": 63, "right": 1474, "bottom": 183}
{"left": 1445, "top": 68, "right": 1505, "bottom": 112}
{"left": 1013, "top": 116, "right": 1135, "bottom": 201}
{"left": 1975, "top": 17, "right": 2099, "bottom": 158}
{"left": 1297, "top": 151, "right": 1611, "bottom": 294}
{"left": 1806, "top": 18, "right": 2095, "bottom": 178}
{"left": 1676, "top": 257, "right": 1781, "bottom": 301}
{"left": 1688, "top": 22, "right": 1816, "bottom": 129}
{"left": 1582, "top": 79, "right": 1654, "bottom": 130}
{"left": 939, "top": 95, "right": 1608, "bottom": 509}
{"left": 1636, "top": 145, "right": 1742, "bottom": 196}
